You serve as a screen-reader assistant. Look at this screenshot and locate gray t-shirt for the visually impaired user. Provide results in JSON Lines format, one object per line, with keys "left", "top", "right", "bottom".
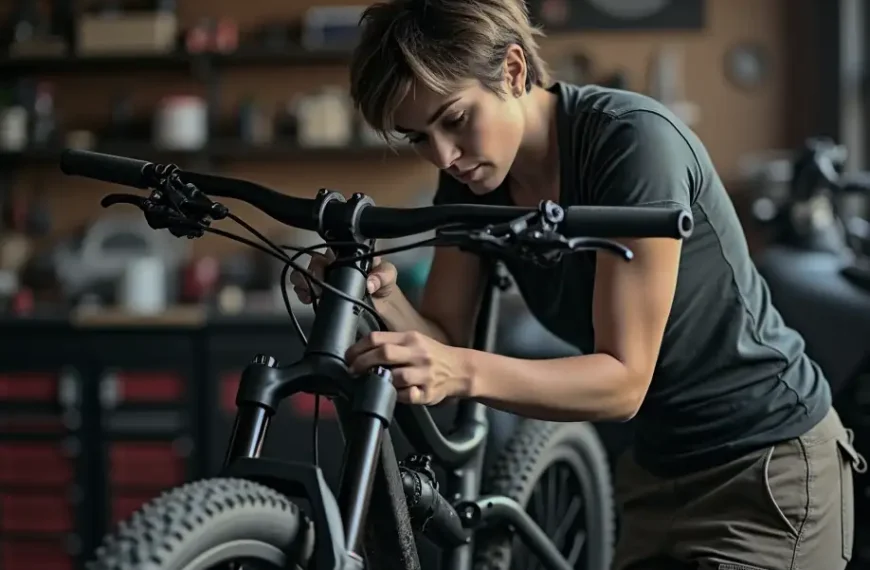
{"left": 433, "top": 82, "right": 831, "bottom": 476}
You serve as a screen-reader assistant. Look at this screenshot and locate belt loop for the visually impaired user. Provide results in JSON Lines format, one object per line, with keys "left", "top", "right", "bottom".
{"left": 842, "top": 429, "right": 868, "bottom": 474}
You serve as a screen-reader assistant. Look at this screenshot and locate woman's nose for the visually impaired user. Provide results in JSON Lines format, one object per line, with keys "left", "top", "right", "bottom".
{"left": 427, "top": 135, "right": 461, "bottom": 170}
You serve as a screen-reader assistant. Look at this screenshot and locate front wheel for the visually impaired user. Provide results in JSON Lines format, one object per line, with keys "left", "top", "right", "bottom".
{"left": 88, "top": 478, "right": 313, "bottom": 570}
{"left": 474, "top": 420, "right": 615, "bottom": 570}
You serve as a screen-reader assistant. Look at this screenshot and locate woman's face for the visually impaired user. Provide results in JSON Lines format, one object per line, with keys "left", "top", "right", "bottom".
{"left": 392, "top": 79, "right": 526, "bottom": 194}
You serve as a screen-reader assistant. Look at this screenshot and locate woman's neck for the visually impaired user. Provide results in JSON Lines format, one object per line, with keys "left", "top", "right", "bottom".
{"left": 509, "top": 86, "right": 560, "bottom": 205}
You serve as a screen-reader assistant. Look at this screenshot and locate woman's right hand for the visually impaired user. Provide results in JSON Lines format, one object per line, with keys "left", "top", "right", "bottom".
{"left": 289, "top": 251, "right": 398, "bottom": 305}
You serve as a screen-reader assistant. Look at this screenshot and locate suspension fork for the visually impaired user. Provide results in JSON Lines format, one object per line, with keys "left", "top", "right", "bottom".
{"left": 224, "top": 354, "right": 278, "bottom": 467}
{"left": 336, "top": 366, "right": 397, "bottom": 557}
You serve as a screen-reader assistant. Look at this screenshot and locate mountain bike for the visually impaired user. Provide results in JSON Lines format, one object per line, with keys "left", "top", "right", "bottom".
{"left": 59, "top": 149, "right": 693, "bottom": 570}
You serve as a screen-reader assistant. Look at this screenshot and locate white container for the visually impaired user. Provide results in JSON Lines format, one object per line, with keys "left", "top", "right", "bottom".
{"left": 119, "top": 256, "right": 168, "bottom": 314}
{"left": 154, "top": 95, "right": 208, "bottom": 151}
{"left": 0, "top": 106, "right": 28, "bottom": 151}
{"left": 296, "top": 89, "right": 353, "bottom": 148}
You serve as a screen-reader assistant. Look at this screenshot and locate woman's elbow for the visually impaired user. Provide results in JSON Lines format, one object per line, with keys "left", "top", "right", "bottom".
{"left": 612, "top": 377, "right": 649, "bottom": 422}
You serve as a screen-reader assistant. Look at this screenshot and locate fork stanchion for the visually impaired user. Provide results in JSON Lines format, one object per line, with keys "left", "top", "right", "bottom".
{"left": 223, "top": 404, "right": 272, "bottom": 466}
{"left": 337, "top": 366, "right": 397, "bottom": 556}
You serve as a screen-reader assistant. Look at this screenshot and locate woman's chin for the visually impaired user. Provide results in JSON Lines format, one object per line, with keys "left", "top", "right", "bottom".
{"left": 466, "top": 171, "right": 504, "bottom": 195}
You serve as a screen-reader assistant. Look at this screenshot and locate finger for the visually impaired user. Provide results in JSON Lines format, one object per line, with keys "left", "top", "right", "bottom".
{"left": 397, "top": 386, "right": 425, "bottom": 405}
{"left": 371, "top": 260, "right": 397, "bottom": 285}
{"left": 303, "top": 254, "right": 331, "bottom": 295}
{"left": 390, "top": 366, "right": 423, "bottom": 389}
{"left": 293, "top": 286, "right": 312, "bottom": 304}
{"left": 306, "top": 252, "right": 330, "bottom": 276}
{"left": 289, "top": 266, "right": 318, "bottom": 288}
{"left": 366, "top": 259, "right": 385, "bottom": 292}
{"left": 311, "top": 249, "right": 334, "bottom": 264}
{"left": 348, "top": 343, "right": 416, "bottom": 374}
{"left": 345, "top": 331, "right": 406, "bottom": 363}
{"left": 288, "top": 270, "right": 307, "bottom": 289}
{"left": 366, "top": 274, "right": 379, "bottom": 294}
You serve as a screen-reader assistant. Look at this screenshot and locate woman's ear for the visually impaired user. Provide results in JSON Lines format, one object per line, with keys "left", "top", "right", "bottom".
{"left": 503, "top": 44, "right": 528, "bottom": 97}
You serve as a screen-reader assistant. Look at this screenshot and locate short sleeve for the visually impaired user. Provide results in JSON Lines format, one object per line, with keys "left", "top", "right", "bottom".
{"left": 587, "top": 111, "right": 699, "bottom": 210}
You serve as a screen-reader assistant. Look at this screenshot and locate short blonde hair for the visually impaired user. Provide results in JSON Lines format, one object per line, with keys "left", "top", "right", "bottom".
{"left": 349, "top": 0, "right": 550, "bottom": 141}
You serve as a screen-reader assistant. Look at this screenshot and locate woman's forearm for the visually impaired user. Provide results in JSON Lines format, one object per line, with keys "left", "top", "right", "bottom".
{"left": 464, "top": 350, "right": 644, "bottom": 422}
{"left": 375, "top": 290, "right": 453, "bottom": 345}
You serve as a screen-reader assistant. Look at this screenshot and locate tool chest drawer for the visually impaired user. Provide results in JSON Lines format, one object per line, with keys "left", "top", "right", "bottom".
{"left": 106, "top": 438, "right": 190, "bottom": 527}
{"left": 0, "top": 372, "right": 59, "bottom": 403}
{"left": 0, "top": 493, "right": 74, "bottom": 534}
{"left": 0, "top": 441, "right": 75, "bottom": 487}
{"left": 99, "top": 370, "right": 189, "bottom": 437}
{"left": 1, "top": 536, "right": 75, "bottom": 570}
{"left": 0, "top": 369, "right": 80, "bottom": 436}
{"left": 107, "top": 371, "right": 185, "bottom": 405}
{"left": 108, "top": 441, "right": 187, "bottom": 488}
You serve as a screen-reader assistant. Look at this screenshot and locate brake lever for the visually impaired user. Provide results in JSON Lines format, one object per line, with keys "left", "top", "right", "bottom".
{"left": 435, "top": 223, "right": 634, "bottom": 264}
{"left": 100, "top": 192, "right": 206, "bottom": 238}
{"left": 101, "top": 193, "right": 147, "bottom": 209}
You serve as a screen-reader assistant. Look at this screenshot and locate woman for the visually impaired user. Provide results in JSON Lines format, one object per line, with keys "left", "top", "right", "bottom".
{"left": 291, "top": 0, "right": 864, "bottom": 568}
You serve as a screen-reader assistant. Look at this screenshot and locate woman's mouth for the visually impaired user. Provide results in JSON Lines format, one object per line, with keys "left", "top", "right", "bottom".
{"left": 455, "top": 165, "right": 482, "bottom": 183}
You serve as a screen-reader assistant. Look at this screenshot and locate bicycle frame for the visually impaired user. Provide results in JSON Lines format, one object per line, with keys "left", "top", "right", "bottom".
{"left": 220, "top": 250, "right": 574, "bottom": 570}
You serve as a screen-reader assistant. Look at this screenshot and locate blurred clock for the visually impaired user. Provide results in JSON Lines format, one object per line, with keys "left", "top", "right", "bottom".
{"left": 724, "top": 43, "right": 769, "bottom": 90}
{"left": 527, "top": 0, "right": 705, "bottom": 31}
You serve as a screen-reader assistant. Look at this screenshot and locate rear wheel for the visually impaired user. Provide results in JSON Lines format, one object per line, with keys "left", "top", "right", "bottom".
{"left": 474, "top": 420, "right": 615, "bottom": 570}
{"left": 88, "top": 478, "right": 313, "bottom": 570}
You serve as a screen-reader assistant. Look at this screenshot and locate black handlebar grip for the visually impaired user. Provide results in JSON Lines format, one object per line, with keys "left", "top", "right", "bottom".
{"left": 561, "top": 206, "right": 694, "bottom": 239}
{"left": 60, "top": 149, "right": 153, "bottom": 189}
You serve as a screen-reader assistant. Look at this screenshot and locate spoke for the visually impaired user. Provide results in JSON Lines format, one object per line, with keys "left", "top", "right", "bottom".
{"left": 566, "top": 531, "right": 587, "bottom": 567}
{"left": 509, "top": 459, "right": 591, "bottom": 570}
{"left": 532, "top": 486, "right": 546, "bottom": 522}
{"left": 552, "top": 495, "right": 582, "bottom": 545}
{"left": 545, "top": 467, "right": 559, "bottom": 533}
{"left": 557, "top": 465, "right": 572, "bottom": 519}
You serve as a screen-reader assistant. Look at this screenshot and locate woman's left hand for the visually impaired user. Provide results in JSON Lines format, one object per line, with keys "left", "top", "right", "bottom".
{"left": 345, "top": 331, "right": 473, "bottom": 405}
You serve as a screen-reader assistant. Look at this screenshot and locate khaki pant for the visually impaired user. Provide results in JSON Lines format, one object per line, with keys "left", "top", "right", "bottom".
{"left": 613, "top": 408, "right": 867, "bottom": 570}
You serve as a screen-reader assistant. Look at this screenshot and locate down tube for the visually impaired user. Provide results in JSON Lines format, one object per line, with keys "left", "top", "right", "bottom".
{"left": 442, "top": 260, "right": 501, "bottom": 570}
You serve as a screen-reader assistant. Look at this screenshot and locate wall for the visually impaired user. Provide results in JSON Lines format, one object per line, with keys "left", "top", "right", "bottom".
{"left": 6, "top": 0, "right": 816, "bottom": 257}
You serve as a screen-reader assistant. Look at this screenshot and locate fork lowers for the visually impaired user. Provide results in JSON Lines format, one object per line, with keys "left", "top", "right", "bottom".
{"left": 337, "top": 366, "right": 397, "bottom": 556}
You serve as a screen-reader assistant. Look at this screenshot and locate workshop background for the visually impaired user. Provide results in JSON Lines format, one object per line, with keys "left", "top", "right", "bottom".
{"left": 1, "top": 0, "right": 869, "bottom": 569}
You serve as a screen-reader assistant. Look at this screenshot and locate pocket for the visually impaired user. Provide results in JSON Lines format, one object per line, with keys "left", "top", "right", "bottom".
{"left": 836, "top": 433, "right": 865, "bottom": 561}
{"left": 761, "top": 442, "right": 806, "bottom": 537}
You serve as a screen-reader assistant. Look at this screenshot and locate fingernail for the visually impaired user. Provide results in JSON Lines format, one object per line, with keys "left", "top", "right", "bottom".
{"left": 367, "top": 278, "right": 377, "bottom": 293}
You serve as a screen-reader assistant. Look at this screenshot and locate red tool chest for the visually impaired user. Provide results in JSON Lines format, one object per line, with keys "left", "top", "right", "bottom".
{"left": 98, "top": 369, "right": 191, "bottom": 529}
{"left": 0, "top": 369, "right": 80, "bottom": 570}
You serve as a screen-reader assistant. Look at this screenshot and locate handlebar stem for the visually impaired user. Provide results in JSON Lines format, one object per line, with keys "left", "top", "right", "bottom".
{"left": 316, "top": 189, "right": 376, "bottom": 243}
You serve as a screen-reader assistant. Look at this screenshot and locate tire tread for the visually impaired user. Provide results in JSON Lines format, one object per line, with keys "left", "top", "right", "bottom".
{"left": 88, "top": 477, "right": 305, "bottom": 570}
{"left": 473, "top": 420, "right": 615, "bottom": 570}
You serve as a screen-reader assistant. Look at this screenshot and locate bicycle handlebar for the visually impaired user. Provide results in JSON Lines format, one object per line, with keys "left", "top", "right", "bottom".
{"left": 60, "top": 149, "right": 694, "bottom": 240}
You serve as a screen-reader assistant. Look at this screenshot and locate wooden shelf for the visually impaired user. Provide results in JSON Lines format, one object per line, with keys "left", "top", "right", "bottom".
{"left": 0, "top": 47, "right": 353, "bottom": 75}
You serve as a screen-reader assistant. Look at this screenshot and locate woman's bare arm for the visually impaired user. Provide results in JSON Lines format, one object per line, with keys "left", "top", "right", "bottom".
{"left": 376, "top": 247, "right": 485, "bottom": 348}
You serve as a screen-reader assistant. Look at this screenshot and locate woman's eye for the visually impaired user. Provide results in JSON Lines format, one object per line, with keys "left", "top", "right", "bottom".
{"left": 444, "top": 112, "right": 467, "bottom": 129}
{"left": 406, "top": 134, "right": 426, "bottom": 145}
